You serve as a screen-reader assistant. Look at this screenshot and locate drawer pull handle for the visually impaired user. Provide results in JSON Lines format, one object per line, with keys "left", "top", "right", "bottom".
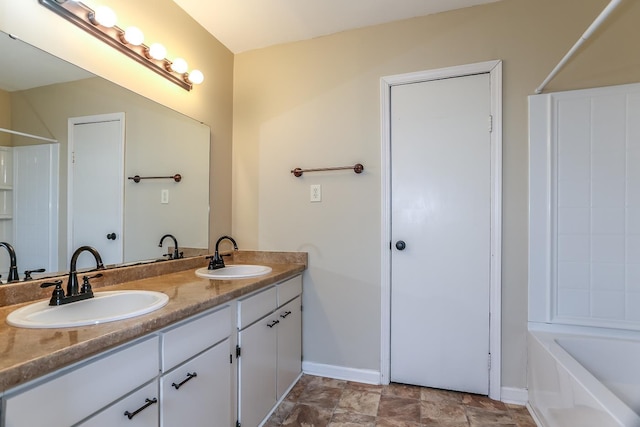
{"left": 280, "top": 311, "right": 292, "bottom": 319}
{"left": 124, "top": 397, "right": 158, "bottom": 420}
{"left": 172, "top": 372, "right": 197, "bottom": 390}
{"left": 267, "top": 319, "right": 280, "bottom": 328}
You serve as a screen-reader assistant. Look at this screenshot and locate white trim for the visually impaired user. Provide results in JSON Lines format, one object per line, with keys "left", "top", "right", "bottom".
{"left": 67, "top": 113, "right": 125, "bottom": 264}
{"left": 526, "top": 403, "right": 544, "bottom": 427}
{"left": 302, "top": 361, "right": 381, "bottom": 385}
{"left": 380, "top": 60, "right": 503, "bottom": 400}
{"left": 500, "top": 387, "right": 528, "bottom": 405}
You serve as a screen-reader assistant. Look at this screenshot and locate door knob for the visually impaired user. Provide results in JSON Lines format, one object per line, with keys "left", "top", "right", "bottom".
{"left": 395, "top": 240, "right": 406, "bottom": 251}
{"left": 106, "top": 233, "right": 117, "bottom": 240}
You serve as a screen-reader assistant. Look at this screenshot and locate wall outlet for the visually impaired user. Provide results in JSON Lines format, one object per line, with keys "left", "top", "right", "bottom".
{"left": 310, "top": 184, "right": 322, "bottom": 202}
{"left": 161, "top": 189, "right": 169, "bottom": 204}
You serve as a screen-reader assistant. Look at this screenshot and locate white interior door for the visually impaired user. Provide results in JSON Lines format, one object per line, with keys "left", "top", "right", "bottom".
{"left": 68, "top": 113, "right": 124, "bottom": 268}
{"left": 390, "top": 73, "right": 491, "bottom": 395}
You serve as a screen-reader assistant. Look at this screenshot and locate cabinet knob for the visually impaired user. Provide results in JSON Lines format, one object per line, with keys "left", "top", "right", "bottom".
{"left": 395, "top": 240, "right": 406, "bottom": 251}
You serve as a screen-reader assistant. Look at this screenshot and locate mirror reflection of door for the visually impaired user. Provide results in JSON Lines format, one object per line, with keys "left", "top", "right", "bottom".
{"left": 68, "top": 113, "right": 124, "bottom": 269}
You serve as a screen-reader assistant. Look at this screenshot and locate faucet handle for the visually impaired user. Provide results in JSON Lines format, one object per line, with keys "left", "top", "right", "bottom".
{"left": 24, "top": 268, "right": 46, "bottom": 281}
{"left": 41, "top": 280, "right": 65, "bottom": 306}
{"left": 81, "top": 273, "right": 102, "bottom": 294}
{"left": 41, "top": 280, "right": 63, "bottom": 289}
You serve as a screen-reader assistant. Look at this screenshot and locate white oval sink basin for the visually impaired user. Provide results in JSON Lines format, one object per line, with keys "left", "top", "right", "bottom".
{"left": 6, "top": 290, "right": 169, "bottom": 329}
{"left": 195, "top": 265, "right": 272, "bottom": 279}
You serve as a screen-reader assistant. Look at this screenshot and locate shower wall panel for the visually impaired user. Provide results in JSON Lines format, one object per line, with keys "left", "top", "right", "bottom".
{"left": 529, "top": 82, "right": 640, "bottom": 330}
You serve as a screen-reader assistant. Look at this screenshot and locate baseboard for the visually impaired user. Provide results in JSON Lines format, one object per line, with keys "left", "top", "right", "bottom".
{"left": 302, "top": 362, "right": 530, "bottom": 408}
{"left": 302, "top": 361, "right": 381, "bottom": 385}
{"left": 500, "top": 386, "right": 528, "bottom": 405}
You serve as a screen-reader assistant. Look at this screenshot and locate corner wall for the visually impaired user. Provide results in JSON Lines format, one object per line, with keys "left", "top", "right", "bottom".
{"left": 232, "top": 0, "right": 640, "bottom": 390}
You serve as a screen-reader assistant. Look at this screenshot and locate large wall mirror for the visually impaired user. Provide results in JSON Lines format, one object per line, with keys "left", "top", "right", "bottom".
{"left": 0, "top": 32, "right": 210, "bottom": 279}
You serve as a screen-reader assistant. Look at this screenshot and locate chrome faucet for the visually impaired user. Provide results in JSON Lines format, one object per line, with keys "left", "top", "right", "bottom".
{"left": 0, "top": 242, "right": 20, "bottom": 283}
{"left": 159, "top": 234, "right": 183, "bottom": 260}
{"left": 208, "top": 236, "right": 238, "bottom": 270}
{"left": 67, "top": 246, "right": 105, "bottom": 298}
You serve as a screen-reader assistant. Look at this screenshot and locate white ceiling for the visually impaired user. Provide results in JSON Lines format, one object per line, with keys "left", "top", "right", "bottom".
{"left": 172, "top": 0, "right": 502, "bottom": 54}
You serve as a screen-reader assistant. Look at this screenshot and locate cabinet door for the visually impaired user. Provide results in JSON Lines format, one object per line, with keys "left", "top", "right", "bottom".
{"left": 78, "top": 381, "right": 158, "bottom": 427}
{"left": 160, "top": 338, "right": 232, "bottom": 427}
{"left": 277, "top": 296, "right": 302, "bottom": 399}
{"left": 238, "top": 314, "right": 278, "bottom": 427}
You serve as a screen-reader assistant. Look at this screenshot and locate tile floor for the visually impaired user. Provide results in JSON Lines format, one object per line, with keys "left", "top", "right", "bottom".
{"left": 264, "top": 375, "right": 537, "bottom": 427}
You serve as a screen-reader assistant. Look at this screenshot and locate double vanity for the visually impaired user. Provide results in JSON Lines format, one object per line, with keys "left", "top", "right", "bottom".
{"left": 0, "top": 250, "right": 306, "bottom": 426}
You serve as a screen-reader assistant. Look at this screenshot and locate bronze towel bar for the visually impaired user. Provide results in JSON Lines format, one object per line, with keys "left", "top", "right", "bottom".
{"left": 291, "top": 163, "right": 364, "bottom": 177}
{"left": 128, "top": 174, "right": 182, "bottom": 183}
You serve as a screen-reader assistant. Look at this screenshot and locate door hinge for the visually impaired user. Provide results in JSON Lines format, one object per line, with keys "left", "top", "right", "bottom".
{"left": 236, "top": 345, "right": 241, "bottom": 358}
{"left": 72, "top": 151, "right": 75, "bottom": 164}
{"left": 236, "top": 421, "right": 241, "bottom": 427}
{"left": 488, "top": 115, "right": 493, "bottom": 133}
{"left": 488, "top": 353, "right": 491, "bottom": 370}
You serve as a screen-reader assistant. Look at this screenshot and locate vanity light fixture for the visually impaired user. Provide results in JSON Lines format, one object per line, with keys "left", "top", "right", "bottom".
{"left": 39, "top": 0, "right": 204, "bottom": 91}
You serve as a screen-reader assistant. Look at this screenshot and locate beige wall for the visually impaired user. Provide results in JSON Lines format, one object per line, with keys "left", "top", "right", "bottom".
{"left": 0, "top": 90, "right": 9, "bottom": 146}
{"left": 0, "top": 0, "right": 234, "bottom": 248}
{"left": 233, "top": 0, "right": 640, "bottom": 390}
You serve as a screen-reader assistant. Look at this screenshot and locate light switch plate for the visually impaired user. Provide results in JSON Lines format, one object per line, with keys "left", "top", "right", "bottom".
{"left": 161, "top": 189, "right": 169, "bottom": 204}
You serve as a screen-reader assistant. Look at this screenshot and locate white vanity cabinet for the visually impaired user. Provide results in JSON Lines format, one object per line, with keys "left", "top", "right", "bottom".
{"left": 3, "top": 335, "right": 159, "bottom": 427}
{"left": 237, "top": 275, "right": 302, "bottom": 427}
{"left": 159, "top": 305, "right": 232, "bottom": 427}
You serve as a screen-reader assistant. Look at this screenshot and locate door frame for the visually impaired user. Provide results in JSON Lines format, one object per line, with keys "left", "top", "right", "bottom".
{"left": 67, "top": 112, "right": 125, "bottom": 264}
{"left": 380, "top": 60, "right": 503, "bottom": 400}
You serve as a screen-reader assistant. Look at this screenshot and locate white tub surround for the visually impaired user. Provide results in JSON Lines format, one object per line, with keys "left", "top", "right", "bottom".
{"left": 528, "top": 324, "right": 640, "bottom": 427}
{"left": 529, "top": 82, "right": 640, "bottom": 330}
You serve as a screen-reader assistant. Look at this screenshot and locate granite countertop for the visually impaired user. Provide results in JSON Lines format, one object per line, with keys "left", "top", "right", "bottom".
{"left": 0, "top": 251, "right": 306, "bottom": 393}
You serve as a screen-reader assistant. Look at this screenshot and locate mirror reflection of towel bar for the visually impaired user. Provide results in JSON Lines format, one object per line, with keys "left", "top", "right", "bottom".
{"left": 128, "top": 174, "right": 182, "bottom": 183}
{"left": 291, "top": 163, "right": 363, "bottom": 177}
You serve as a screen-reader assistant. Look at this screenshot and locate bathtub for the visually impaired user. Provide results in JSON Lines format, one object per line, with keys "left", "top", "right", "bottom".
{"left": 528, "top": 323, "right": 640, "bottom": 427}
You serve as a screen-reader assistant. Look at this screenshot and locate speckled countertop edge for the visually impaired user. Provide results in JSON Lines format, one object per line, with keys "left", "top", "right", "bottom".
{"left": 0, "top": 251, "right": 307, "bottom": 392}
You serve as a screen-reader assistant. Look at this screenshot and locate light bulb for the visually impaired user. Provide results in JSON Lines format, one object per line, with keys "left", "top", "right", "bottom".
{"left": 170, "top": 58, "right": 188, "bottom": 74}
{"left": 93, "top": 6, "right": 117, "bottom": 28}
{"left": 187, "top": 70, "right": 204, "bottom": 85}
{"left": 123, "top": 26, "right": 144, "bottom": 46}
{"left": 148, "top": 43, "right": 167, "bottom": 60}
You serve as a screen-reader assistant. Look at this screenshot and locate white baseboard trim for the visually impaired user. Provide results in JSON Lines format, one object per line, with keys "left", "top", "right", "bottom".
{"left": 302, "top": 363, "right": 529, "bottom": 408}
{"left": 500, "top": 386, "right": 528, "bottom": 405}
{"left": 526, "top": 403, "right": 543, "bottom": 427}
{"left": 302, "top": 361, "right": 381, "bottom": 385}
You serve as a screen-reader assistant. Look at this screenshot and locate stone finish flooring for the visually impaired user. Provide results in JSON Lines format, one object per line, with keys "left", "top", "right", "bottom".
{"left": 264, "top": 375, "right": 537, "bottom": 427}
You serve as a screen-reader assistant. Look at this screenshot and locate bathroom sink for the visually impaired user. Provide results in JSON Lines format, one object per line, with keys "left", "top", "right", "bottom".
{"left": 195, "top": 265, "right": 272, "bottom": 279}
{"left": 6, "top": 290, "right": 169, "bottom": 329}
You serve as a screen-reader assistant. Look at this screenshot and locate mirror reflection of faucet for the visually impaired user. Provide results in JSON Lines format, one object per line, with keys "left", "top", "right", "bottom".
{"left": 159, "top": 234, "right": 183, "bottom": 260}
{"left": 24, "top": 268, "right": 46, "bottom": 281}
{"left": 0, "top": 242, "right": 20, "bottom": 284}
{"left": 207, "top": 236, "right": 238, "bottom": 270}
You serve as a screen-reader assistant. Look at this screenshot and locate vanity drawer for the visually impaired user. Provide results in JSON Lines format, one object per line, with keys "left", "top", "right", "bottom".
{"left": 277, "top": 275, "right": 302, "bottom": 306}
{"left": 238, "top": 285, "right": 277, "bottom": 329}
{"left": 161, "top": 305, "right": 231, "bottom": 371}
{"left": 77, "top": 380, "right": 159, "bottom": 426}
{"left": 4, "top": 335, "right": 159, "bottom": 427}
